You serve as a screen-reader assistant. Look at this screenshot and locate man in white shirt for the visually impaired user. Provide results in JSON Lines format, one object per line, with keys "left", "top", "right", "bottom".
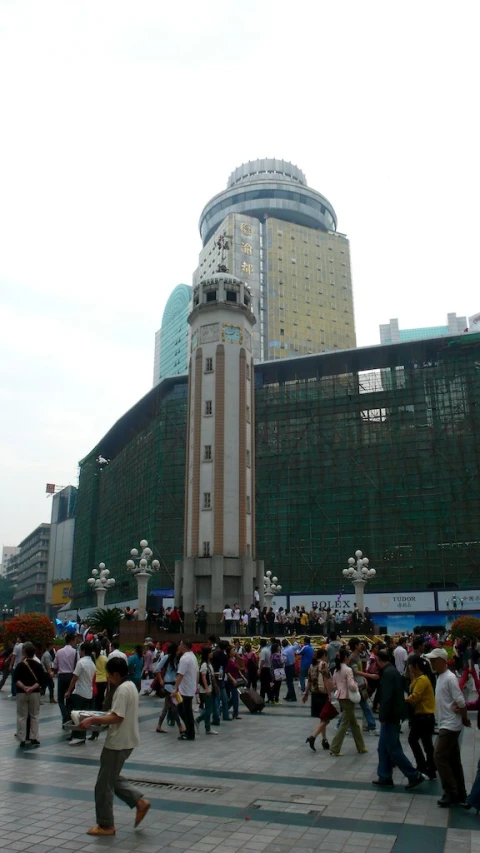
{"left": 393, "top": 637, "right": 408, "bottom": 675}
{"left": 80, "top": 656, "right": 150, "bottom": 836}
{"left": 107, "top": 641, "right": 128, "bottom": 662}
{"left": 10, "top": 636, "right": 25, "bottom": 698}
{"left": 249, "top": 605, "right": 259, "bottom": 635}
{"left": 425, "top": 647, "right": 470, "bottom": 807}
{"left": 222, "top": 605, "right": 233, "bottom": 636}
{"left": 232, "top": 605, "right": 241, "bottom": 633}
{"left": 173, "top": 640, "right": 199, "bottom": 741}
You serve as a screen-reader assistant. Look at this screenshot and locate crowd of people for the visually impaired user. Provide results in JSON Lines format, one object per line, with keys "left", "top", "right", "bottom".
{"left": 2, "top": 622, "right": 480, "bottom": 834}
{"left": 219, "top": 602, "right": 375, "bottom": 636}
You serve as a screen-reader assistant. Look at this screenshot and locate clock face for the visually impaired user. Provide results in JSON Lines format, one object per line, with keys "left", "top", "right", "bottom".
{"left": 222, "top": 324, "right": 242, "bottom": 344}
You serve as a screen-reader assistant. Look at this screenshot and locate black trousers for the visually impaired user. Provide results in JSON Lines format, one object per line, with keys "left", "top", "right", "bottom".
{"left": 178, "top": 696, "right": 195, "bottom": 740}
{"left": 408, "top": 713, "right": 436, "bottom": 776}
{"left": 57, "top": 672, "right": 74, "bottom": 723}
{"left": 260, "top": 668, "right": 272, "bottom": 702}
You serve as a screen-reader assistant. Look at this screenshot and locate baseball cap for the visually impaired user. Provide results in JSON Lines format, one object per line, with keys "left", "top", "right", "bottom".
{"left": 424, "top": 648, "right": 448, "bottom": 660}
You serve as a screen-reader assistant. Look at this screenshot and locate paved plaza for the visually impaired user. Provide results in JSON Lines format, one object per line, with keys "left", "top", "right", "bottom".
{"left": 0, "top": 689, "right": 479, "bottom": 853}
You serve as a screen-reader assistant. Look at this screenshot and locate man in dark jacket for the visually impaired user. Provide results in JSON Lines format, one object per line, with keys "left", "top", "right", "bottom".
{"left": 372, "top": 650, "right": 425, "bottom": 791}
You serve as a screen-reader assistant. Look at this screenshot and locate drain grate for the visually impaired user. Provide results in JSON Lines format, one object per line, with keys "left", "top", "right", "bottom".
{"left": 126, "top": 778, "right": 220, "bottom": 794}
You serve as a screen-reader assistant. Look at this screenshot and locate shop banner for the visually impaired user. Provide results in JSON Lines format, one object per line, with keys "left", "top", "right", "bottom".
{"left": 437, "top": 590, "right": 480, "bottom": 611}
{"left": 363, "top": 592, "right": 435, "bottom": 612}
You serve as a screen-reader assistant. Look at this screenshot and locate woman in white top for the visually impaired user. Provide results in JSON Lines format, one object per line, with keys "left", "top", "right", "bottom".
{"left": 196, "top": 647, "right": 218, "bottom": 734}
{"left": 329, "top": 647, "right": 367, "bottom": 757}
{"left": 65, "top": 643, "right": 96, "bottom": 745}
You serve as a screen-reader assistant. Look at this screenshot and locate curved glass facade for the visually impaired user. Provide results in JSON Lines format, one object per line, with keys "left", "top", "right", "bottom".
{"left": 153, "top": 284, "right": 191, "bottom": 386}
{"left": 200, "top": 186, "right": 336, "bottom": 245}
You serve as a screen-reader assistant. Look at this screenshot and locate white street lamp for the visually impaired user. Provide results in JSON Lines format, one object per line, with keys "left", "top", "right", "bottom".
{"left": 87, "top": 562, "right": 116, "bottom": 609}
{"left": 446, "top": 595, "right": 464, "bottom": 614}
{"left": 264, "top": 570, "right": 282, "bottom": 610}
{"left": 126, "top": 539, "right": 160, "bottom": 621}
{"left": 342, "top": 549, "right": 376, "bottom": 614}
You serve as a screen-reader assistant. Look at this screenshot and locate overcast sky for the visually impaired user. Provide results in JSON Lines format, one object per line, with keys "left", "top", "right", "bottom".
{"left": 1, "top": 1, "right": 479, "bottom": 549}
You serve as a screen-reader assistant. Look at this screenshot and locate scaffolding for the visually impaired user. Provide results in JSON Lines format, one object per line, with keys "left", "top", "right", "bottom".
{"left": 72, "top": 335, "right": 480, "bottom": 608}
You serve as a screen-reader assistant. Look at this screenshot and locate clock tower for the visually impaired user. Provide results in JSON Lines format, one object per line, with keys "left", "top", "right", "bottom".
{"left": 175, "top": 274, "right": 264, "bottom": 622}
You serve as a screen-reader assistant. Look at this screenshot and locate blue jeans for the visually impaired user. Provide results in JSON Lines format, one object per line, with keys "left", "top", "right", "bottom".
{"left": 214, "top": 685, "right": 229, "bottom": 722}
{"left": 360, "top": 697, "right": 376, "bottom": 730}
{"left": 377, "top": 722, "right": 417, "bottom": 781}
{"left": 197, "top": 693, "right": 214, "bottom": 732}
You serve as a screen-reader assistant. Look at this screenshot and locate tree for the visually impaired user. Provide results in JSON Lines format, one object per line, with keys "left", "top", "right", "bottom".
{"left": 450, "top": 615, "right": 480, "bottom": 641}
{"left": 86, "top": 608, "right": 123, "bottom": 639}
{"left": 3, "top": 613, "right": 55, "bottom": 648}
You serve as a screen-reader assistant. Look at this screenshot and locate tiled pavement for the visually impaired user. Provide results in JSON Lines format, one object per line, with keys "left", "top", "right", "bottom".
{"left": 0, "top": 687, "right": 479, "bottom": 852}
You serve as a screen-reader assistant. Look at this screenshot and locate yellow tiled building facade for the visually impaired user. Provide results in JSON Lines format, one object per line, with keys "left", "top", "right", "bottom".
{"left": 195, "top": 159, "right": 356, "bottom": 362}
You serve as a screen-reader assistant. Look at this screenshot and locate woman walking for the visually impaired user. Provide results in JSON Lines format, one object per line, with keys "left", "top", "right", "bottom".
{"left": 155, "top": 643, "right": 186, "bottom": 736}
{"left": 226, "top": 645, "right": 244, "bottom": 720}
{"left": 303, "top": 649, "right": 331, "bottom": 718}
{"left": 14, "top": 642, "right": 44, "bottom": 747}
{"left": 243, "top": 643, "right": 258, "bottom": 690}
{"left": 196, "top": 647, "right": 218, "bottom": 735}
{"left": 270, "top": 642, "right": 284, "bottom": 705}
{"left": 329, "top": 647, "right": 367, "bottom": 757}
{"left": 65, "top": 643, "right": 96, "bottom": 745}
{"left": 405, "top": 654, "right": 436, "bottom": 779}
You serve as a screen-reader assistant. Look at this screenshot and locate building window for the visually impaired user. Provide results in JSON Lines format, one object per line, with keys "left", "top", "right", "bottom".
{"left": 205, "top": 357, "right": 213, "bottom": 373}
{"left": 205, "top": 400, "right": 212, "bottom": 415}
{"left": 246, "top": 363, "right": 250, "bottom": 380}
{"left": 204, "top": 445, "right": 212, "bottom": 460}
{"left": 246, "top": 405, "right": 251, "bottom": 423}
{"left": 203, "top": 541, "right": 211, "bottom": 557}
{"left": 246, "top": 449, "right": 251, "bottom": 467}
{"left": 246, "top": 495, "right": 251, "bottom": 514}
{"left": 203, "top": 492, "right": 211, "bottom": 509}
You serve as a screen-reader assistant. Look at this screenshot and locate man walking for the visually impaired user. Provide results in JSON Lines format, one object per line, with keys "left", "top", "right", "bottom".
{"left": 372, "top": 650, "right": 425, "bottom": 791}
{"left": 80, "top": 657, "right": 150, "bottom": 836}
{"left": 53, "top": 634, "right": 78, "bottom": 723}
{"left": 282, "top": 638, "right": 300, "bottom": 701}
{"left": 425, "top": 647, "right": 470, "bottom": 807}
{"left": 173, "top": 639, "right": 199, "bottom": 740}
{"left": 297, "top": 637, "right": 314, "bottom": 693}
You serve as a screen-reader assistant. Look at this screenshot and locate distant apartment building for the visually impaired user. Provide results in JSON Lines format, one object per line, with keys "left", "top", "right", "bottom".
{"left": 0, "top": 545, "right": 19, "bottom": 578}
{"left": 46, "top": 485, "right": 77, "bottom": 613}
{"left": 13, "top": 524, "right": 51, "bottom": 614}
{"left": 380, "top": 313, "right": 467, "bottom": 345}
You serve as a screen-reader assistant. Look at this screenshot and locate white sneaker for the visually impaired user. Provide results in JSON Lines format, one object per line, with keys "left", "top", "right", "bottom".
{"left": 206, "top": 729, "right": 218, "bottom": 735}
{"left": 68, "top": 739, "right": 85, "bottom": 746}
{"left": 368, "top": 729, "right": 380, "bottom": 737}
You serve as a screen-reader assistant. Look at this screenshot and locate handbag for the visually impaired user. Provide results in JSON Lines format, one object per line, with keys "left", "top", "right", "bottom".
{"left": 349, "top": 688, "right": 361, "bottom": 704}
{"left": 320, "top": 699, "right": 339, "bottom": 721}
{"left": 273, "top": 667, "right": 286, "bottom": 681}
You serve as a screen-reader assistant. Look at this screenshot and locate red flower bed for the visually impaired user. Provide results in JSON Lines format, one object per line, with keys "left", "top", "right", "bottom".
{"left": 4, "top": 614, "right": 55, "bottom": 648}
{"left": 450, "top": 616, "right": 480, "bottom": 641}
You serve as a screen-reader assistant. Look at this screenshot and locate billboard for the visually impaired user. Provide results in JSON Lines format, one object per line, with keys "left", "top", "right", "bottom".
{"left": 51, "top": 581, "right": 73, "bottom": 606}
{"left": 437, "top": 590, "right": 480, "bottom": 611}
{"left": 363, "top": 592, "right": 435, "bottom": 612}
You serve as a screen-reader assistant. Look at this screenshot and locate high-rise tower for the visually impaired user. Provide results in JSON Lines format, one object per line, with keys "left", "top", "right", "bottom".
{"left": 195, "top": 159, "right": 356, "bottom": 362}
{"left": 175, "top": 273, "right": 264, "bottom": 616}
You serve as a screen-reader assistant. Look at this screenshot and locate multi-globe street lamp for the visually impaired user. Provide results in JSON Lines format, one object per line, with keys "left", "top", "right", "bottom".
{"left": 264, "top": 571, "right": 282, "bottom": 609}
{"left": 87, "top": 564, "right": 116, "bottom": 608}
{"left": 342, "top": 549, "right": 376, "bottom": 614}
{"left": 446, "top": 594, "right": 464, "bottom": 614}
{"left": 126, "top": 539, "right": 160, "bottom": 621}
{"left": 2, "top": 605, "right": 13, "bottom": 621}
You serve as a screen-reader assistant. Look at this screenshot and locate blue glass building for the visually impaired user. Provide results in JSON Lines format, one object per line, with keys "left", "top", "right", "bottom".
{"left": 153, "top": 284, "right": 192, "bottom": 386}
